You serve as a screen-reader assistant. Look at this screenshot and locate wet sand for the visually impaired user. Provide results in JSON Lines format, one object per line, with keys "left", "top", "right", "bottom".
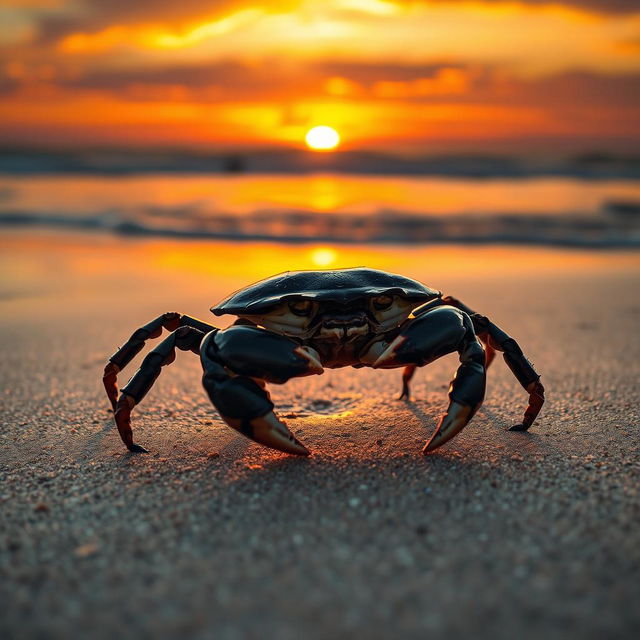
{"left": 1, "top": 233, "right": 639, "bottom": 639}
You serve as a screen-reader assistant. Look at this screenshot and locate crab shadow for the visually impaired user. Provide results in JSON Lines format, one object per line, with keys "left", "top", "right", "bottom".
{"left": 402, "top": 396, "right": 539, "bottom": 445}
{"left": 76, "top": 415, "right": 120, "bottom": 463}
{"left": 201, "top": 450, "right": 515, "bottom": 529}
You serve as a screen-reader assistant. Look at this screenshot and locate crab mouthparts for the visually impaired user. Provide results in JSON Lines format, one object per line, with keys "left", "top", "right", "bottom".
{"left": 316, "top": 311, "right": 369, "bottom": 341}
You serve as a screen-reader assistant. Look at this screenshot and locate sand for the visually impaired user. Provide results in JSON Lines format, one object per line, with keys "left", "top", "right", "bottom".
{"left": 1, "top": 232, "right": 639, "bottom": 639}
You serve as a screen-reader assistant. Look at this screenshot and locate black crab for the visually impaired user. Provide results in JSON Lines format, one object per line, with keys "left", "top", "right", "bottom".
{"left": 103, "top": 268, "right": 545, "bottom": 456}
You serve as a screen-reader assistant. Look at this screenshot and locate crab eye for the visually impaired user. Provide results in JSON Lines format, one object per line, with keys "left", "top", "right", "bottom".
{"left": 289, "top": 300, "right": 313, "bottom": 316}
{"left": 372, "top": 295, "right": 393, "bottom": 311}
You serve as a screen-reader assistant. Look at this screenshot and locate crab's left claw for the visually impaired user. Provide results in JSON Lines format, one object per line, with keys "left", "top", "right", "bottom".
{"left": 371, "top": 306, "right": 486, "bottom": 454}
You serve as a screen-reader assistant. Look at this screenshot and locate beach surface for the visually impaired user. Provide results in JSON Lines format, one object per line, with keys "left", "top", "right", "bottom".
{"left": 1, "top": 233, "right": 639, "bottom": 639}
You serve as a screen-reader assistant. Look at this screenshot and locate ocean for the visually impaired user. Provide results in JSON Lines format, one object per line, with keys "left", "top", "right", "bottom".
{"left": 1, "top": 150, "right": 639, "bottom": 247}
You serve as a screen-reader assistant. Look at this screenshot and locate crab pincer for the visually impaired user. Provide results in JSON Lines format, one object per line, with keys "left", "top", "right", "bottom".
{"left": 200, "top": 326, "right": 323, "bottom": 455}
{"left": 223, "top": 411, "right": 310, "bottom": 456}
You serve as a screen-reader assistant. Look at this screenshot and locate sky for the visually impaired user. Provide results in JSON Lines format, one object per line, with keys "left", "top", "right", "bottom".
{"left": 1, "top": 0, "right": 639, "bottom": 153}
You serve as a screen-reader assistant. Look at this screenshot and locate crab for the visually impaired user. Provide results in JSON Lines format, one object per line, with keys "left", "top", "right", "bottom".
{"left": 103, "top": 268, "right": 544, "bottom": 456}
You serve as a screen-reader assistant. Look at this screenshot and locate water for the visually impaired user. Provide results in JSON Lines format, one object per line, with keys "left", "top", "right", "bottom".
{"left": 1, "top": 173, "right": 639, "bottom": 247}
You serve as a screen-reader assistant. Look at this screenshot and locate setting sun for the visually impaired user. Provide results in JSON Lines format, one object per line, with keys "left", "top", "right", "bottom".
{"left": 310, "top": 247, "right": 338, "bottom": 267}
{"left": 305, "top": 126, "right": 341, "bottom": 152}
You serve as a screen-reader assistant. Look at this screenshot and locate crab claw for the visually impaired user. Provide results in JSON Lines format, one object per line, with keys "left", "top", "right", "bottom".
{"left": 225, "top": 412, "right": 310, "bottom": 456}
{"left": 423, "top": 401, "right": 473, "bottom": 453}
{"left": 214, "top": 326, "right": 324, "bottom": 383}
{"left": 293, "top": 346, "right": 324, "bottom": 376}
{"left": 249, "top": 412, "right": 310, "bottom": 456}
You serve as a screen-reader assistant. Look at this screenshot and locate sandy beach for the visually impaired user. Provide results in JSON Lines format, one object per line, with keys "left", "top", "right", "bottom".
{"left": 1, "top": 232, "right": 639, "bottom": 639}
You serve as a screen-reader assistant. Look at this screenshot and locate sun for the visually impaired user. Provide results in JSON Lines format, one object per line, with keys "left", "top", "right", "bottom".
{"left": 305, "top": 126, "right": 340, "bottom": 152}
{"left": 310, "top": 247, "right": 337, "bottom": 267}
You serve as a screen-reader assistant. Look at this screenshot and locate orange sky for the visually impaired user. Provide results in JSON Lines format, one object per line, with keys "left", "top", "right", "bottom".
{"left": 1, "top": 0, "right": 639, "bottom": 152}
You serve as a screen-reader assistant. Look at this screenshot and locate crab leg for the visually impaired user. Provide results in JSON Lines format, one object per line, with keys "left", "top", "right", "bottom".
{"left": 399, "top": 365, "right": 417, "bottom": 400}
{"left": 200, "top": 326, "right": 323, "bottom": 456}
{"left": 373, "top": 306, "right": 486, "bottom": 453}
{"left": 114, "top": 326, "right": 205, "bottom": 452}
{"left": 442, "top": 295, "right": 544, "bottom": 430}
{"left": 103, "top": 313, "right": 214, "bottom": 411}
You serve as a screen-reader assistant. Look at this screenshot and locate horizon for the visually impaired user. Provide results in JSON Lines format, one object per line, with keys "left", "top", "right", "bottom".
{"left": 2, "top": 143, "right": 639, "bottom": 161}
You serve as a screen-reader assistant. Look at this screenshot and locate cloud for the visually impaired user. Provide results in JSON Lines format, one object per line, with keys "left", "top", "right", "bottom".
{"left": 2, "top": 0, "right": 635, "bottom": 92}
{"left": 34, "top": 1, "right": 294, "bottom": 44}
{"left": 394, "top": 1, "right": 638, "bottom": 14}
{"left": 518, "top": 1, "right": 637, "bottom": 13}
{"left": 60, "top": 60, "right": 297, "bottom": 95}
{"left": 23, "top": 60, "right": 487, "bottom": 99}
{"left": 30, "top": 0, "right": 640, "bottom": 47}
{"left": 8, "top": 57, "right": 636, "bottom": 113}
{"left": 1, "top": 56, "right": 637, "bottom": 149}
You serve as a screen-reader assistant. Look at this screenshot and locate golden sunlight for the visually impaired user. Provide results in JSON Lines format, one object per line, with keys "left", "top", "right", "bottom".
{"left": 305, "top": 126, "right": 340, "bottom": 151}
{"left": 310, "top": 247, "right": 338, "bottom": 267}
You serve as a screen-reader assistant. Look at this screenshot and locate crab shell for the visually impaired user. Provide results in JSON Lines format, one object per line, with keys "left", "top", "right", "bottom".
{"left": 211, "top": 268, "right": 441, "bottom": 338}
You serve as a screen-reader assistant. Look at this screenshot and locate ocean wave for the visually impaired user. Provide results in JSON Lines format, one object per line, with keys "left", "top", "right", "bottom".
{"left": 2, "top": 207, "right": 638, "bottom": 248}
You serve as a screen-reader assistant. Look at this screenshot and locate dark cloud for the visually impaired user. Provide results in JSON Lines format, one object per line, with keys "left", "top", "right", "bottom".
{"left": 516, "top": 1, "right": 637, "bottom": 12}
{"left": 35, "top": 60, "right": 487, "bottom": 98}
{"left": 398, "top": 1, "right": 638, "bottom": 14}
{"left": 34, "top": 1, "right": 292, "bottom": 44}
{"left": 498, "top": 71, "right": 640, "bottom": 109}
{"left": 6, "top": 58, "right": 635, "bottom": 112}
{"left": 31, "top": 0, "right": 640, "bottom": 45}
{"left": 563, "top": 0, "right": 638, "bottom": 10}
{"left": 315, "top": 62, "right": 486, "bottom": 84}
{"left": 62, "top": 61, "right": 302, "bottom": 95}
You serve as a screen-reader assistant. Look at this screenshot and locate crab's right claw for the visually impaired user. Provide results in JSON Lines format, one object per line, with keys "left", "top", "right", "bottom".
{"left": 225, "top": 412, "right": 310, "bottom": 456}
{"left": 201, "top": 327, "right": 320, "bottom": 456}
